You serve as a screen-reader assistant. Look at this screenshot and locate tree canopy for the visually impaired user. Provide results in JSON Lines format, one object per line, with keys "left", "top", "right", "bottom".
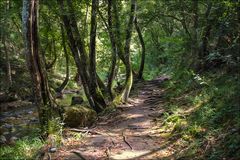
{"left": 0, "top": 0, "right": 239, "bottom": 159}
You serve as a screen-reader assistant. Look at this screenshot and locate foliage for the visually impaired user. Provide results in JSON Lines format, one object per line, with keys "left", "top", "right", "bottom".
{"left": 0, "top": 137, "right": 44, "bottom": 160}
{"left": 158, "top": 70, "right": 240, "bottom": 159}
{"left": 47, "top": 118, "right": 64, "bottom": 147}
{"left": 0, "top": 0, "right": 239, "bottom": 159}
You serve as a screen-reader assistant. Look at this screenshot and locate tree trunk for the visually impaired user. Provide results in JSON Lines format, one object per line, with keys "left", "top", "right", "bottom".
{"left": 111, "top": 0, "right": 136, "bottom": 103}
{"left": 112, "top": 0, "right": 126, "bottom": 65}
{"left": 58, "top": 0, "right": 105, "bottom": 113}
{"left": 56, "top": 25, "right": 69, "bottom": 93}
{"left": 89, "top": 0, "right": 98, "bottom": 97}
{"left": 134, "top": 17, "right": 145, "bottom": 80}
{"left": 107, "top": 0, "right": 117, "bottom": 100}
{"left": 22, "top": 0, "right": 61, "bottom": 137}
{"left": 3, "top": 38, "right": 12, "bottom": 88}
{"left": 3, "top": 0, "right": 12, "bottom": 89}
{"left": 89, "top": 0, "right": 107, "bottom": 108}
{"left": 200, "top": 2, "right": 212, "bottom": 60}
{"left": 121, "top": 0, "right": 136, "bottom": 102}
{"left": 191, "top": 0, "right": 199, "bottom": 69}
{"left": 46, "top": 40, "right": 57, "bottom": 70}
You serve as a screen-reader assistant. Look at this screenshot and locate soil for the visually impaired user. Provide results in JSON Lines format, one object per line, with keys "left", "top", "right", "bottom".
{"left": 53, "top": 77, "right": 176, "bottom": 160}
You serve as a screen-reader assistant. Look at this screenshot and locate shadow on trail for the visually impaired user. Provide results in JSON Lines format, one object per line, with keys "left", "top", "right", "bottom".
{"left": 54, "top": 76, "right": 176, "bottom": 160}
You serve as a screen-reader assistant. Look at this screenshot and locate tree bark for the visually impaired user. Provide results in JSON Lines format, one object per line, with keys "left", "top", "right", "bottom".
{"left": 56, "top": 25, "right": 69, "bottom": 93}
{"left": 191, "top": 0, "right": 199, "bottom": 69}
{"left": 112, "top": 0, "right": 126, "bottom": 65}
{"left": 107, "top": 0, "right": 117, "bottom": 100}
{"left": 22, "top": 0, "right": 61, "bottom": 137}
{"left": 200, "top": 2, "right": 212, "bottom": 60}
{"left": 111, "top": 0, "right": 136, "bottom": 103}
{"left": 58, "top": 0, "right": 105, "bottom": 113}
{"left": 3, "top": 0, "right": 12, "bottom": 89}
{"left": 134, "top": 17, "right": 145, "bottom": 80}
{"left": 3, "top": 38, "right": 12, "bottom": 88}
{"left": 89, "top": 0, "right": 107, "bottom": 108}
{"left": 121, "top": 0, "right": 136, "bottom": 102}
{"left": 58, "top": 0, "right": 96, "bottom": 110}
{"left": 46, "top": 40, "right": 57, "bottom": 70}
{"left": 89, "top": 0, "right": 98, "bottom": 97}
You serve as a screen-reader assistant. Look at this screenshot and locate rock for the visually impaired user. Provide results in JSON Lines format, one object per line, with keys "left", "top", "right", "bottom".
{"left": 3, "top": 131, "right": 9, "bottom": 135}
{"left": 0, "top": 93, "right": 18, "bottom": 103}
{"left": 49, "top": 147, "right": 57, "bottom": 153}
{"left": 3, "top": 124, "right": 13, "bottom": 129}
{"left": 0, "top": 100, "right": 32, "bottom": 112}
{"left": 0, "top": 135, "right": 7, "bottom": 144}
{"left": 0, "top": 126, "right": 7, "bottom": 135}
{"left": 71, "top": 96, "right": 84, "bottom": 105}
{"left": 64, "top": 105, "right": 97, "bottom": 127}
{"left": 30, "top": 118, "right": 39, "bottom": 124}
{"left": 9, "top": 136, "right": 18, "bottom": 145}
{"left": 56, "top": 92, "right": 64, "bottom": 99}
{"left": 27, "top": 111, "right": 33, "bottom": 114}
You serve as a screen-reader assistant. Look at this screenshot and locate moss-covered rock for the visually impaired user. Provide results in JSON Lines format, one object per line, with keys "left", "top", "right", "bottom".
{"left": 64, "top": 105, "right": 97, "bottom": 127}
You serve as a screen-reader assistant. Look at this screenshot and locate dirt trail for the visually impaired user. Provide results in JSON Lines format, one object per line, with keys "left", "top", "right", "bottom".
{"left": 56, "top": 77, "right": 174, "bottom": 160}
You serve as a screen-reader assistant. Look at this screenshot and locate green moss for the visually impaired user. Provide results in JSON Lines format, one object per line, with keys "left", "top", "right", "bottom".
{"left": 56, "top": 94, "right": 74, "bottom": 106}
{"left": 99, "top": 104, "right": 117, "bottom": 116}
{"left": 64, "top": 105, "right": 97, "bottom": 127}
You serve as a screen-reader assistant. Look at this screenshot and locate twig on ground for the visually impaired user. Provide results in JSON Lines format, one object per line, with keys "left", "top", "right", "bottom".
{"left": 69, "top": 128, "right": 102, "bottom": 135}
{"left": 105, "top": 147, "right": 111, "bottom": 159}
{"left": 122, "top": 130, "right": 133, "bottom": 150}
{"left": 71, "top": 151, "right": 87, "bottom": 160}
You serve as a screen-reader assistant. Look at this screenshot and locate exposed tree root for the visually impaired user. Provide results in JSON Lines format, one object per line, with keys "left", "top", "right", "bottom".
{"left": 122, "top": 130, "right": 133, "bottom": 150}
{"left": 69, "top": 128, "right": 102, "bottom": 135}
{"left": 71, "top": 151, "right": 87, "bottom": 160}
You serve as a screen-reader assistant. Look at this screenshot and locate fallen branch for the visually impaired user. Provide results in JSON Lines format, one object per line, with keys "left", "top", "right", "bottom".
{"left": 69, "top": 128, "right": 102, "bottom": 135}
{"left": 122, "top": 131, "right": 133, "bottom": 150}
{"left": 105, "top": 147, "right": 111, "bottom": 159}
{"left": 71, "top": 151, "right": 86, "bottom": 160}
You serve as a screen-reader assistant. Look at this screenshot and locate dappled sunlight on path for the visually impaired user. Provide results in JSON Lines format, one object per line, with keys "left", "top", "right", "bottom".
{"left": 53, "top": 77, "right": 176, "bottom": 160}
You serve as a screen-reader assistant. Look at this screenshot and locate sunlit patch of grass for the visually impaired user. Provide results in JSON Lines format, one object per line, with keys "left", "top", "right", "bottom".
{"left": 56, "top": 94, "right": 73, "bottom": 106}
{"left": 0, "top": 137, "right": 44, "bottom": 160}
{"left": 69, "top": 132, "right": 86, "bottom": 140}
{"left": 158, "top": 71, "right": 239, "bottom": 159}
{"left": 62, "top": 130, "right": 87, "bottom": 149}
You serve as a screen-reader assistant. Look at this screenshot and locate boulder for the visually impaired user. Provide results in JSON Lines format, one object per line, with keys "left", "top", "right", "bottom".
{"left": 0, "top": 135, "right": 7, "bottom": 144}
{"left": 71, "top": 96, "right": 84, "bottom": 105}
{"left": 64, "top": 105, "right": 97, "bottom": 127}
{"left": 56, "top": 92, "right": 64, "bottom": 99}
{"left": 9, "top": 136, "right": 18, "bottom": 145}
{"left": 0, "top": 93, "right": 18, "bottom": 103}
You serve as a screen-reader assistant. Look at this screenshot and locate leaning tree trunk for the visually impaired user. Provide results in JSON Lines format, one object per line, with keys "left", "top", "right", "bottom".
{"left": 199, "top": 2, "right": 213, "bottom": 71}
{"left": 111, "top": 0, "right": 136, "bottom": 103}
{"left": 89, "top": 0, "right": 107, "bottom": 107}
{"left": 107, "top": 0, "right": 117, "bottom": 100}
{"left": 121, "top": 0, "right": 136, "bottom": 102}
{"left": 22, "top": 0, "right": 61, "bottom": 137}
{"left": 56, "top": 25, "right": 70, "bottom": 93}
{"left": 112, "top": 0, "right": 126, "bottom": 65}
{"left": 134, "top": 17, "right": 145, "bottom": 80}
{"left": 58, "top": 0, "right": 105, "bottom": 113}
{"left": 89, "top": 0, "right": 99, "bottom": 100}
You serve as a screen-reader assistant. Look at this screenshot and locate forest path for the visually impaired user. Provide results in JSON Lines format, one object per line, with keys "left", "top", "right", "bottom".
{"left": 57, "top": 77, "right": 174, "bottom": 160}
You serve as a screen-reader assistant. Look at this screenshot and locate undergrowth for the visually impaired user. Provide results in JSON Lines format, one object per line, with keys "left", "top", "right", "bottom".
{"left": 0, "top": 137, "right": 44, "bottom": 160}
{"left": 159, "top": 69, "right": 240, "bottom": 159}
